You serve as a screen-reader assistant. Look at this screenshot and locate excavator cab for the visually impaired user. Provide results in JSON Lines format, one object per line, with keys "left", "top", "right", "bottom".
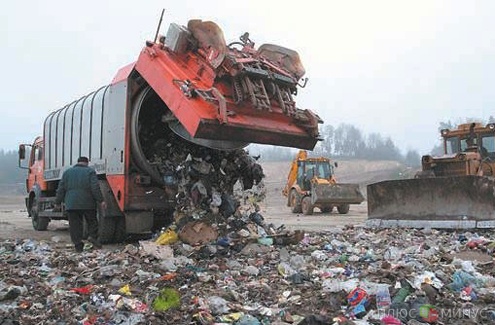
{"left": 297, "top": 160, "right": 333, "bottom": 191}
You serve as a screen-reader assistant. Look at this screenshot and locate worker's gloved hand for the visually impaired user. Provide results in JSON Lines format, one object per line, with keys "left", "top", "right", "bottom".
{"left": 53, "top": 204, "right": 61, "bottom": 212}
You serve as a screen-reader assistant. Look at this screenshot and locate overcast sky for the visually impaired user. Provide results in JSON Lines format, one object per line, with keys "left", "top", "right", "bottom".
{"left": 2, "top": 0, "right": 494, "bottom": 154}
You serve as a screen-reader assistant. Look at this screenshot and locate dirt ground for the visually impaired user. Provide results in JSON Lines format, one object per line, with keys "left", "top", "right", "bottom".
{"left": 0, "top": 160, "right": 404, "bottom": 243}
{"left": 0, "top": 195, "right": 72, "bottom": 243}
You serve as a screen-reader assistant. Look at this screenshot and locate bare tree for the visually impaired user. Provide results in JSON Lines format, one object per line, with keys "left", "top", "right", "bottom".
{"left": 320, "top": 124, "right": 335, "bottom": 156}
{"left": 404, "top": 149, "right": 421, "bottom": 167}
{"left": 334, "top": 124, "right": 365, "bottom": 157}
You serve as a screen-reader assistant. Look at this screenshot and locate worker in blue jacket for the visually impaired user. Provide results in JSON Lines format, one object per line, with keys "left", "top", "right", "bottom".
{"left": 55, "top": 156, "right": 106, "bottom": 252}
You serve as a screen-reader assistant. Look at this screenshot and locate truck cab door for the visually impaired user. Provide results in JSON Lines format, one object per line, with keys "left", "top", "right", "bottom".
{"left": 21, "top": 143, "right": 45, "bottom": 192}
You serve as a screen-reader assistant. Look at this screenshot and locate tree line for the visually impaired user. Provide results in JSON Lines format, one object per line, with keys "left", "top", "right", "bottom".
{"left": 256, "top": 123, "right": 421, "bottom": 167}
{"left": 257, "top": 117, "right": 495, "bottom": 164}
{"left": 316, "top": 124, "right": 409, "bottom": 160}
{"left": 0, "top": 150, "right": 26, "bottom": 186}
{"left": 3, "top": 116, "right": 494, "bottom": 184}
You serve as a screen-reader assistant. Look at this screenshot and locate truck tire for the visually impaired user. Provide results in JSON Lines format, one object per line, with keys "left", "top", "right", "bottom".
{"left": 113, "top": 217, "right": 127, "bottom": 243}
{"left": 30, "top": 196, "right": 49, "bottom": 231}
{"left": 98, "top": 215, "right": 116, "bottom": 244}
{"left": 290, "top": 189, "right": 302, "bottom": 213}
{"left": 98, "top": 215, "right": 127, "bottom": 244}
{"left": 301, "top": 196, "right": 314, "bottom": 215}
{"left": 321, "top": 206, "right": 333, "bottom": 213}
{"left": 337, "top": 204, "right": 350, "bottom": 214}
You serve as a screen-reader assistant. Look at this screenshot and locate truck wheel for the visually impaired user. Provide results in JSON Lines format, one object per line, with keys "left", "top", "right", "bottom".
{"left": 113, "top": 217, "right": 127, "bottom": 243}
{"left": 290, "top": 189, "right": 302, "bottom": 213}
{"left": 337, "top": 204, "right": 350, "bottom": 214}
{"left": 321, "top": 206, "right": 333, "bottom": 213}
{"left": 301, "top": 196, "right": 314, "bottom": 215}
{"left": 98, "top": 215, "right": 116, "bottom": 244}
{"left": 30, "top": 197, "right": 49, "bottom": 231}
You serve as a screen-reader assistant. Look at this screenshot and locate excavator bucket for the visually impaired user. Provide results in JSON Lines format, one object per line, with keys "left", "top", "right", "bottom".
{"left": 367, "top": 175, "right": 495, "bottom": 228}
{"left": 311, "top": 183, "right": 365, "bottom": 205}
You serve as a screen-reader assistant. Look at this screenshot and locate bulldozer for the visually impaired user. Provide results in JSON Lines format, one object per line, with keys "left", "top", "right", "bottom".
{"left": 367, "top": 122, "right": 495, "bottom": 228}
{"left": 282, "top": 150, "right": 364, "bottom": 215}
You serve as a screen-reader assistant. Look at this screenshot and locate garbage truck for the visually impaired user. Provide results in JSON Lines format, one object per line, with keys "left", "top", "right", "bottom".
{"left": 17, "top": 19, "right": 322, "bottom": 242}
{"left": 367, "top": 122, "right": 495, "bottom": 228}
{"left": 282, "top": 150, "right": 364, "bottom": 215}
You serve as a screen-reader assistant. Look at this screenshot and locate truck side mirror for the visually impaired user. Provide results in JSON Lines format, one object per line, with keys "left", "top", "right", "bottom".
{"left": 19, "top": 144, "right": 26, "bottom": 160}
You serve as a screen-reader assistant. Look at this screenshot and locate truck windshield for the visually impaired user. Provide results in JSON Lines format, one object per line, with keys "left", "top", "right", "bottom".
{"left": 445, "top": 137, "right": 460, "bottom": 154}
{"left": 305, "top": 161, "right": 332, "bottom": 178}
{"left": 481, "top": 134, "right": 495, "bottom": 158}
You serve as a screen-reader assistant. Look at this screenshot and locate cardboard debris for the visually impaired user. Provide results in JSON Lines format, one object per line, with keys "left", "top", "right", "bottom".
{"left": 179, "top": 221, "right": 219, "bottom": 245}
{"left": 139, "top": 241, "right": 174, "bottom": 259}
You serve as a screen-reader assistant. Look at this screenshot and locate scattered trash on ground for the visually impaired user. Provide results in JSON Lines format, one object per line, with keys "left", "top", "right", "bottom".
{"left": 3, "top": 227, "right": 495, "bottom": 324}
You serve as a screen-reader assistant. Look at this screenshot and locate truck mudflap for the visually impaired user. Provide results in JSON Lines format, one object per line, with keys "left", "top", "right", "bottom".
{"left": 311, "top": 183, "right": 365, "bottom": 205}
{"left": 367, "top": 175, "right": 495, "bottom": 228}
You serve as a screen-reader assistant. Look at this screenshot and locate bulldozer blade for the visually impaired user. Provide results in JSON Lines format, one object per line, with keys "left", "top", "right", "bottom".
{"left": 367, "top": 175, "right": 495, "bottom": 229}
{"left": 311, "top": 183, "right": 365, "bottom": 205}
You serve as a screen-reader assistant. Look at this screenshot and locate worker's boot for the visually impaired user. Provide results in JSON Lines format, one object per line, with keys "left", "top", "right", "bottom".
{"left": 88, "top": 237, "right": 102, "bottom": 249}
{"left": 74, "top": 243, "right": 84, "bottom": 253}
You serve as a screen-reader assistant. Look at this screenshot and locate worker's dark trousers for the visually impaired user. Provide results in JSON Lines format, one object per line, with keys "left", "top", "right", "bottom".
{"left": 66, "top": 210, "right": 98, "bottom": 250}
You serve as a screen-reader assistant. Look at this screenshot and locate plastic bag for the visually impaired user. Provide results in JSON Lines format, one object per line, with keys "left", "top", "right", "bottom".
{"left": 376, "top": 285, "right": 391, "bottom": 310}
{"left": 155, "top": 229, "right": 179, "bottom": 245}
{"left": 70, "top": 285, "right": 93, "bottom": 295}
{"left": 347, "top": 287, "right": 368, "bottom": 306}
{"left": 207, "top": 296, "right": 230, "bottom": 315}
{"left": 118, "top": 284, "right": 132, "bottom": 296}
{"left": 152, "top": 287, "right": 181, "bottom": 311}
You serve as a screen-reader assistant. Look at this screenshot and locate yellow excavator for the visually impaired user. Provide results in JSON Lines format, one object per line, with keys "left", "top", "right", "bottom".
{"left": 282, "top": 150, "right": 365, "bottom": 215}
{"left": 367, "top": 122, "right": 495, "bottom": 228}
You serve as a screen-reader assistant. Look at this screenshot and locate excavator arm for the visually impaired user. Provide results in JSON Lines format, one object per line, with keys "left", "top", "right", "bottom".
{"left": 282, "top": 150, "right": 308, "bottom": 196}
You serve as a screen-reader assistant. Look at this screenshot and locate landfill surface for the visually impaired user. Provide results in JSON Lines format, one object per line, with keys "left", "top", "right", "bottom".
{"left": 2, "top": 141, "right": 495, "bottom": 324}
{"left": 3, "top": 224, "right": 495, "bottom": 324}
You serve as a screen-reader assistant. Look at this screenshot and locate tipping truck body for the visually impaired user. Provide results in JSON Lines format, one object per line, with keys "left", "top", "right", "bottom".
{"left": 17, "top": 19, "right": 322, "bottom": 242}
{"left": 367, "top": 122, "right": 495, "bottom": 228}
{"left": 282, "top": 150, "right": 364, "bottom": 215}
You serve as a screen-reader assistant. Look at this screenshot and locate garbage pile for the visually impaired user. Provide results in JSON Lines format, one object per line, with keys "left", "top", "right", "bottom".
{"left": 150, "top": 135, "right": 265, "bottom": 208}
{"left": 151, "top": 134, "right": 270, "bottom": 244}
{"left": 3, "top": 228, "right": 495, "bottom": 324}
{"left": 139, "top": 109, "right": 264, "bottom": 209}
{"left": 140, "top": 117, "right": 266, "bottom": 237}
